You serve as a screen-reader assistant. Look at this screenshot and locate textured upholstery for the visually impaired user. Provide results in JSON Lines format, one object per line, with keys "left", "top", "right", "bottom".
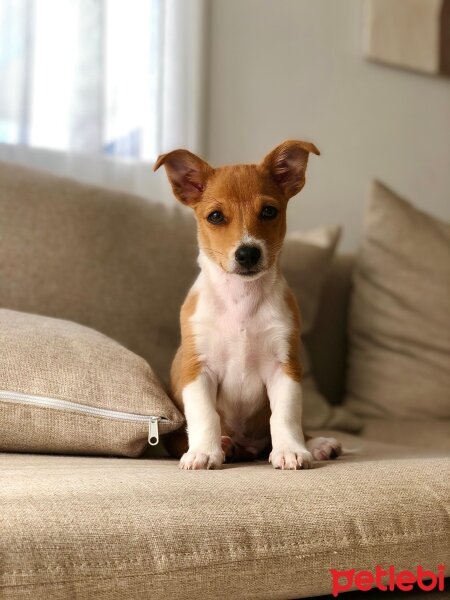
{"left": 0, "top": 160, "right": 355, "bottom": 429}
{"left": 0, "top": 309, "right": 182, "bottom": 456}
{"left": 1, "top": 163, "right": 449, "bottom": 599}
{"left": 345, "top": 181, "right": 450, "bottom": 419}
{"left": 0, "top": 161, "right": 198, "bottom": 384}
{"left": 1, "top": 428, "right": 449, "bottom": 600}
{"left": 305, "top": 253, "right": 354, "bottom": 405}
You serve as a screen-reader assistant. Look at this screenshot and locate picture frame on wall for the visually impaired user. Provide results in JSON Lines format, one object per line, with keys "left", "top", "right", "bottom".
{"left": 364, "top": 0, "right": 450, "bottom": 77}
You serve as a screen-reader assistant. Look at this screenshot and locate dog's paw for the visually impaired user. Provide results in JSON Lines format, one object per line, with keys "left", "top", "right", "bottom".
{"left": 179, "top": 450, "right": 224, "bottom": 470}
{"left": 221, "top": 435, "right": 235, "bottom": 460}
{"left": 306, "top": 436, "right": 342, "bottom": 461}
{"left": 269, "top": 448, "right": 313, "bottom": 470}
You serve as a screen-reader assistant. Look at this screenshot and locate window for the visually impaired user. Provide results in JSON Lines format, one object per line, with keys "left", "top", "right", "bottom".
{"left": 0, "top": 0, "right": 206, "bottom": 203}
{"left": 0, "top": 0, "right": 163, "bottom": 160}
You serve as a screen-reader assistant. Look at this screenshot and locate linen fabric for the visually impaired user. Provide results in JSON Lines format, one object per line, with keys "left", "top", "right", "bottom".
{"left": 0, "top": 161, "right": 356, "bottom": 431}
{"left": 1, "top": 428, "right": 449, "bottom": 599}
{"left": 282, "top": 227, "right": 361, "bottom": 431}
{"left": 0, "top": 309, "right": 183, "bottom": 456}
{"left": 345, "top": 181, "right": 450, "bottom": 419}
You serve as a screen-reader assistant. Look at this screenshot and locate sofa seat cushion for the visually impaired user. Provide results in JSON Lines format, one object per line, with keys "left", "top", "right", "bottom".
{"left": 1, "top": 436, "right": 449, "bottom": 599}
{"left": 360, "top": 419, "right": 450, "bottom": 454}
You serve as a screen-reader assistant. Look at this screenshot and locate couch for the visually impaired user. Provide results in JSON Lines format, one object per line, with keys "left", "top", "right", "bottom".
{"left": 0, "top": 162, "right": 449, "bottom": 599}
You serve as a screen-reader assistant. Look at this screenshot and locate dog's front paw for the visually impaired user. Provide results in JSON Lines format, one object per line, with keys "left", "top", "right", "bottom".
{"left": 179, "top": 450, "right": 224, "bottom": 470}
{"left": 306, "top": 436, "right": 342, "bottom": 461}
{"left": 269, "top": 448, "right": 313, "bottom": 470}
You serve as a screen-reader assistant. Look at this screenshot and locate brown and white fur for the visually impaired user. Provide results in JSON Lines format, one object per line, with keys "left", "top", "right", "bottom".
{"left": 154, "top": 140, "right": 341, "bottom": 470}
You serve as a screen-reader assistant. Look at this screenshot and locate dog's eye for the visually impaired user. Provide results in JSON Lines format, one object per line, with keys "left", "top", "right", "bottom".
{"left": 260, "top": 206, "right": 278, "bottom": 220}
{"left": 207, "top": 210, "right": 225, "bottom": 225}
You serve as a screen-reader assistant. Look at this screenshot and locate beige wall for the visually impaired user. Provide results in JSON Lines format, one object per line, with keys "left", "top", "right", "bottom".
{"left": 205, "top": 0, "right": 450, "bottom": 250}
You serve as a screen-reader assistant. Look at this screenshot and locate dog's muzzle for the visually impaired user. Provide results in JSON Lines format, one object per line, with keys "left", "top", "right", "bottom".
{"left": 234, "top": 245, "right": 261, "bottom": 272}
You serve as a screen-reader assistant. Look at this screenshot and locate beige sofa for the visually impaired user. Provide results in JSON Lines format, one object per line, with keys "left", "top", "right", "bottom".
{"left": 0, "top": 162, "right": 449, "bottom": 599}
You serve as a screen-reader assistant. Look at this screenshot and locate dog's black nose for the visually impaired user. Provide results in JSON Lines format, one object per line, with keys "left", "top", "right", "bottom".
{"left": 235, "top": 245, "right": 261, "bottom": 268}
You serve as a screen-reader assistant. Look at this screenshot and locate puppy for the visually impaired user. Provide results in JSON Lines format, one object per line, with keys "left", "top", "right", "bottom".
{"left": 154, "top": 140, "right": 342, "bottom": 470}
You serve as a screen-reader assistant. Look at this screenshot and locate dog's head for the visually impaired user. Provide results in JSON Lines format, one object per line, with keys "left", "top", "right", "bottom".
{"left": 154, "top": 140, "right": 319, "bottom": 279}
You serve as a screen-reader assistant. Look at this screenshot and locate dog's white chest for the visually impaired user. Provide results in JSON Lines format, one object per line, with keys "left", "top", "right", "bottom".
{"left": 208, "top": 298, "right": 269, "bottom": 380}
{"left": 190, "top": 267, "right": 292, "bottom": 441}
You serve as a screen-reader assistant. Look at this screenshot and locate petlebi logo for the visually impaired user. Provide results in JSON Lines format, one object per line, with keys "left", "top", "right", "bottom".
{"left": 329, "top": 564, "right": 446, "bottom": 596}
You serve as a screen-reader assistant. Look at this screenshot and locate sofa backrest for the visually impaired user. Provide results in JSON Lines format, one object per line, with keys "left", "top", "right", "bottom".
{"left": 0, "top": 161, "right": 353, "bottom": 402}
{"left": 306, "top": 254, "right": 354, "bottom": 405}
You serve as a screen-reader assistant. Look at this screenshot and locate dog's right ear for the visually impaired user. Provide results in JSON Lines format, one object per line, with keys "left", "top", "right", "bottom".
{"left": 261, "top": 140, "right": 320, "bottom": 200}
{"left": 154, "top": 149, "right": 214, "bottom": 206}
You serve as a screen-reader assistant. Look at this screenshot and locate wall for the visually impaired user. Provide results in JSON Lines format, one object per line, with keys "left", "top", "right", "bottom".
{"left": 205, "top": 0, "right": 450, "bottom": 250}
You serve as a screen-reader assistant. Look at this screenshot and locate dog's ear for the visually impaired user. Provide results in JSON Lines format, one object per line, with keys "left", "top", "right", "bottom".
{"left": 154, "top": 149, "right": 214, "bottom": 206}
{"left": 261, "top": 140, "right": 320, "bottom": 199}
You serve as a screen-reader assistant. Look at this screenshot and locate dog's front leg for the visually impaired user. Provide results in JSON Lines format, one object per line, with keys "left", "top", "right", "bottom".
{"left": 267, "top": 369, "right": 313, "bottom": 470}
{"left": 179, "top": 372, "right": 224, "bottom": 470}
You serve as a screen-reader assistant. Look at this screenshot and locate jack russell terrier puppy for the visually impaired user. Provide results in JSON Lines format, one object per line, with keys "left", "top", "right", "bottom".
{"left": 155, "top": 140, "right": 342, "bottom": 470}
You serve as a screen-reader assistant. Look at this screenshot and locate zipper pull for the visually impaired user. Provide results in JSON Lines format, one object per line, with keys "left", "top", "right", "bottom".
{"left": 148, "top": 417, "right": 159, "bottom": 446}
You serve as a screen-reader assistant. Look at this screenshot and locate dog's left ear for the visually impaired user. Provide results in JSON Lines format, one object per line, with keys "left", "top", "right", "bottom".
{"left": 154, "top": 149, "right": 214, "bottom": 206}
{"left": 261, "top": 140, "right": 320, "bottom": 199}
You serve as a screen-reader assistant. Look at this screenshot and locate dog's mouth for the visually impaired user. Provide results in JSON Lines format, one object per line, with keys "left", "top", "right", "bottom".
{"left": 232, "top": 268, "right": 266, "bottom": 279}
{"left": 221, "top": 254, "right": 268, "bottom": 279}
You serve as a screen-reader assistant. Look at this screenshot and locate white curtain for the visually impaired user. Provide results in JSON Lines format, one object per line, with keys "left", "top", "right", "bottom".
{"left": 0, "top": 0, "right": 207, "bottom": 202}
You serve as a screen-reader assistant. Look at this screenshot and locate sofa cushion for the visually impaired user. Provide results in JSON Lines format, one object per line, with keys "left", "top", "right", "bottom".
{"left": 305, "top": 254, "right": 355, "bottom": 406}
{"left": 360, "top": 419, "right": 450, "bottom": 454}
{"left": 0, "top": 161, "right": 357, "bottom": 432}
{"left": 0, "top": 309, "right": 183, "bottom": 457}
{"left": 0, "top": 162, "right": 198, "bottom": 383}
{"left": 0, "top": 439, "right": 448, "bottom": 600}
{"left": 282, "top": 227, "right": 361, "bottom": 431}
{"left": 345, "top": 181, "right": 450, "bottom": 420}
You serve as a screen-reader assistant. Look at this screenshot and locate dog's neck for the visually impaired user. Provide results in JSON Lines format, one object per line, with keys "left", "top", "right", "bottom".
{"left": 197, "top": 250, "right": 280, "bottom": 313}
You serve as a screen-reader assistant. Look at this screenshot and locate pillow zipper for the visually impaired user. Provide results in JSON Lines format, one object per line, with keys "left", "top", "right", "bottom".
{"left": 0, "top": 389, "right": 168, "bottom": 446}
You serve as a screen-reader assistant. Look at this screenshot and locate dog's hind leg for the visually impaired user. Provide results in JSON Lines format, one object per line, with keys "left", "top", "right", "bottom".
{"left": 306, "top": 436, "right": 342, "bottom": 461}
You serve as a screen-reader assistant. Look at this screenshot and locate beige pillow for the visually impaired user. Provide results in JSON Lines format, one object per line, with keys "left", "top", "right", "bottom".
{"left": 345, "top": 181, "right": 450, "bottom": 419}
{"left": 282, "top": 226, "right": 362, "bottom": 432}
{"left": 0, "top": 309, "right": 184, "bottom": 456}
